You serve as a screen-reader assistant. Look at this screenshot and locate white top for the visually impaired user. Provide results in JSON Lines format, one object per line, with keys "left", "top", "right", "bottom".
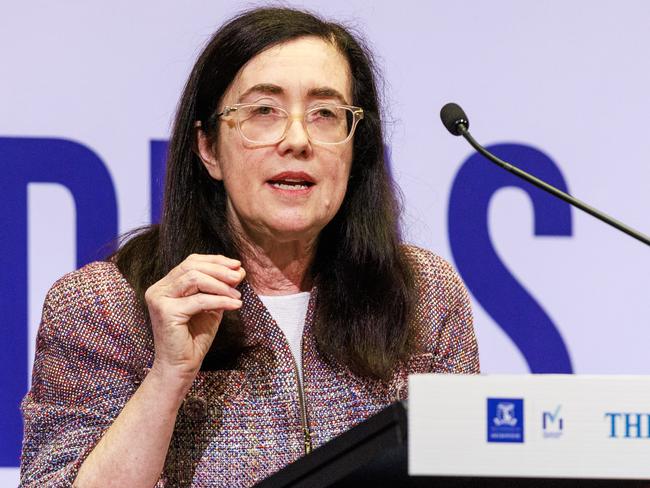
{"left": 258, "top": 292, "right": 310, "bottom": 384}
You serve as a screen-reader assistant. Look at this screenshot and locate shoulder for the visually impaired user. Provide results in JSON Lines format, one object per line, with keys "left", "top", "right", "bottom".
{"left": 41, "top": 260, "right": 148, "bottom": 348}
{"left": 46, "top": 260, "right": 135, "bottom": 305}
{"left": 400, "top": 244, "right": 467, "bottom": 306}
{"left": 401, "top": 244, "right": 456, "bottom": 275}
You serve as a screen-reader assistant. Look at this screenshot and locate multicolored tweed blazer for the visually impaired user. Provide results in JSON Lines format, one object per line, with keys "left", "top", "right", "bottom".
{"left": 20, "top": 246, "right": 479, "bottom": 487}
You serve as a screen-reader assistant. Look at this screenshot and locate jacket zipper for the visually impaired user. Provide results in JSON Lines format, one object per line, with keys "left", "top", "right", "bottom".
{"left": 293, "top": 344, "right": 313, "bottom": 455}
{"left": 296, "top": 373, "right": 313, "bottom": 454}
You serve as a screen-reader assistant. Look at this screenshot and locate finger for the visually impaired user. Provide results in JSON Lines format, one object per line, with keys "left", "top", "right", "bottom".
{"left": 185, "top": 253, "right": 241, "bottom": 269}
{"left": 164, "top": 269, "right": 242, "bottom": 299}
{"left": 178, "top": 293, "right": 243, "bottom": 316}
{"left": 163, "top": 257, "right": 245, "bottom": 286}
{"left": 182, "top": 262, "right": 245, "bottom": 287}
{"left": 152, "top": 294, "right": 242, "bottom": 326}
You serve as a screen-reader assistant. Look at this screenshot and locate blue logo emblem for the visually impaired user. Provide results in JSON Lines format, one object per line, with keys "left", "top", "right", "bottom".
{"left": 487, "top": 398, "right": 524, "bottom": 443}
{"left": 542, "top": 405, "right": 564, "bottom": 438}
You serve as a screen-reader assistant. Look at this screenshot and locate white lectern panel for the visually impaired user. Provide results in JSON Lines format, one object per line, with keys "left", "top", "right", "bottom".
{"left": 409, "top": 375, "right": 650, "bottom": 479}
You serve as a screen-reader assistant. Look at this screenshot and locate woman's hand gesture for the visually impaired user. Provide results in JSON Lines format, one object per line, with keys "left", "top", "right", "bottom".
{"left": 144, "top": 254, "right": 245, "bottom": 383}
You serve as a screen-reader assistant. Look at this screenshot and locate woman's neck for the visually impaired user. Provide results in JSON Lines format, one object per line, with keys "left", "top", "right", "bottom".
{"left": 236, "top": 230, "right": 316, "bottom": 296}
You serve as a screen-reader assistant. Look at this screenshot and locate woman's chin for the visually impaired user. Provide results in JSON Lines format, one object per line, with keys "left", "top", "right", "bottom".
{"left": 259, "top": 219, "right": 324, "bottom": 244}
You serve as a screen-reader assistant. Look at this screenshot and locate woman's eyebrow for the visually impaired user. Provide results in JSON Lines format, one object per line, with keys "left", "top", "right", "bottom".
{"left": 238, "top": 83, "right": 283, "bottom": 101}
{"left": 308, "top": 87, "right": 347, "bottom": 104}
{"left": 237, "top": 84, "right": 348, "bottom": 104}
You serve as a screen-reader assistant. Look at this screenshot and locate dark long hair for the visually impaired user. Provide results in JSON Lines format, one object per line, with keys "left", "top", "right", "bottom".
{"left": 114, "top": 7, "right": 416, "bottom": 380}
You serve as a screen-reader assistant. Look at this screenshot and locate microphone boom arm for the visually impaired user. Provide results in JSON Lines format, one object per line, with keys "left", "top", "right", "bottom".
{"left": 456, "top": 122, "right": 650, "bottom": 247}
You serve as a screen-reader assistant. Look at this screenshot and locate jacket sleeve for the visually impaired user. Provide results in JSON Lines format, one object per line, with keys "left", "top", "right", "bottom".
{"left": 19, "top": 263, "right": 159, "bottom": 487}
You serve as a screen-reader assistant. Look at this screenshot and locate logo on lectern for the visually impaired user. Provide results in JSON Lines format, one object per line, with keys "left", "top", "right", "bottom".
{"left": 542, "top": 405, "right": 564, "bottom": 438}
{"left": 487, "top": 398, "right": 524, "bottom": 443}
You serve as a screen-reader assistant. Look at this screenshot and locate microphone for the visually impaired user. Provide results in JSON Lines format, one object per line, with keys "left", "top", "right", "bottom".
{"left": 440, "top": 103, "right": 469, "bottom": 136}
{"left": 440, "top": 102, "right": 650, "bottom": 247}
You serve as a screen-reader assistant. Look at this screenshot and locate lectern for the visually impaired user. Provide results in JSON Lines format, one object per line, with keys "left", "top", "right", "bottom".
{"left": 256, "top": 375, "right": 650, "bottom": 487}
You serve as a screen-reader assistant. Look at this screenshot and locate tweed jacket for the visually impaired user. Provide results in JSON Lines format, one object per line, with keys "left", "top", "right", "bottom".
{"left": 20, "top": 246, "right": 479, "bottom": 487}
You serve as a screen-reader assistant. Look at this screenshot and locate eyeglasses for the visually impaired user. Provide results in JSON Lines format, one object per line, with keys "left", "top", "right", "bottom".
{"left": 216, "top": 103, "right": 364, "bottom": 145}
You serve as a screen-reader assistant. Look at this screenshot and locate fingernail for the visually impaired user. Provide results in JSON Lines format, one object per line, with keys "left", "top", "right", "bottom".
{"left": 229, "top": 270, "right": 241, "bottom": 280}
{"left": 232, "top": 289, "right": 241, "bottom": 299}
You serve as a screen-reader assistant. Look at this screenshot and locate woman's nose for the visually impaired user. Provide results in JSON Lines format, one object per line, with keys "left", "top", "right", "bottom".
{"left": 277, "top": 117, "right": 312, "bottom": 157}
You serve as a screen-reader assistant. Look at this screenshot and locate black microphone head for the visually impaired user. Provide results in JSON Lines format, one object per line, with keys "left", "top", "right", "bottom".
{"left": 440, "top": 102, "right": 469, "bottom": 136}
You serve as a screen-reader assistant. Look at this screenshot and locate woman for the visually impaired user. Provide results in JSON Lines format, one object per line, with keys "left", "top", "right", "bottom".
{"left": 20, "top": 7, "right": 479, "bottom": 488}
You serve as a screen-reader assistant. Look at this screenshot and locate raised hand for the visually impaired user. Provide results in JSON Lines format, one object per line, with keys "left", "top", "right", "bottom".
{"left": 144, "top": 254, "right": 245, "bottom": 382}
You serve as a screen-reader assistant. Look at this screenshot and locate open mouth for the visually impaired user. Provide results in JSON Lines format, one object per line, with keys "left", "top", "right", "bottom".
{"left": 268, "top": 179, "right": 315, "bottom": 190}
{"left": 267, "top": 171, "right": 316, "bottom": 191}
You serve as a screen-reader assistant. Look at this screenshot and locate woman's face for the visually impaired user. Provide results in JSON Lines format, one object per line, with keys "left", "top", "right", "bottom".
{"left": 198, "top": 36, "right": 354, "bottom": 246}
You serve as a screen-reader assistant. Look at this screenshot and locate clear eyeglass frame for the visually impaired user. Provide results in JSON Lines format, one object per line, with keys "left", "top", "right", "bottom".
{"left": 215, "top": 103, "right": 364, "bottom": 146}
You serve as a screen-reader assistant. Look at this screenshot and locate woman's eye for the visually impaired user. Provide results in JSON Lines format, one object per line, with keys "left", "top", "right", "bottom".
{"left": 317, "top": 108, "right": 336, "bottom": 118}
{"left": 253, "top": 105, "right": 275, "bottom": 115}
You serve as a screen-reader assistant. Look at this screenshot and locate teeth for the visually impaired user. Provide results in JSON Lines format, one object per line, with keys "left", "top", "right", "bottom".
{"left": 271, "top": 182, "right": 309, "bottom": 190}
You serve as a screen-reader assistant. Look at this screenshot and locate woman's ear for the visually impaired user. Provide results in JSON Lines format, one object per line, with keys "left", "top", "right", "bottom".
{"left": 196, "top": 124, "right": 223, "bottom": 181}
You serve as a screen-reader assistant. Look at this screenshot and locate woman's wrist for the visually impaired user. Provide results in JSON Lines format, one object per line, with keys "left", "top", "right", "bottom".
{"left": 147, "top": 360, "right": 198, "bottom": 409}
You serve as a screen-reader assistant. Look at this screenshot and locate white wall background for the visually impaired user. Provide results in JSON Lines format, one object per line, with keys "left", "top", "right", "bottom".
{"left": 2, "top": 1, "right": 650, "bottom": 484}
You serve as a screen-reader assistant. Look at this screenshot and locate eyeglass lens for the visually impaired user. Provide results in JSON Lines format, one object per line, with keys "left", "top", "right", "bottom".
{"left": 237, "top": 105, "right": 355, "bottom": 144}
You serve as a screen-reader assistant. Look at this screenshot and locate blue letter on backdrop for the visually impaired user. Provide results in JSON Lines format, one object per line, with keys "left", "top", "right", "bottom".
{"left": 150, "top": 140, "right": 168, "bottom": 224}
{"left": 448, "top": 143, "right": 573, "bottom": 373}
{"left": 0, "top": 137, "right": 118, "bottom": 466}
